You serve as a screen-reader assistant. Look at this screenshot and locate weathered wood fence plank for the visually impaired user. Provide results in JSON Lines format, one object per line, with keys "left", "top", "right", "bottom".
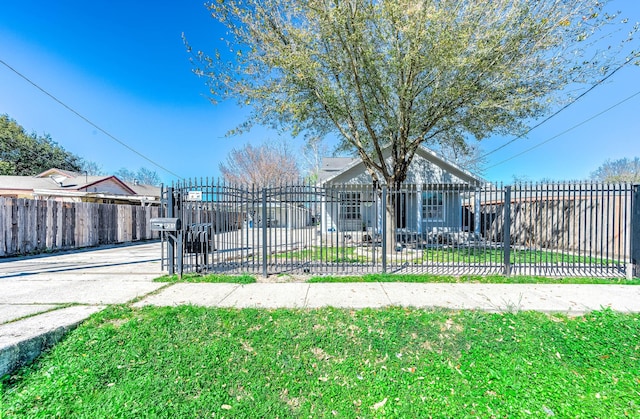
{"left": 0, "top": 197, "right": 159, "bottom": 257}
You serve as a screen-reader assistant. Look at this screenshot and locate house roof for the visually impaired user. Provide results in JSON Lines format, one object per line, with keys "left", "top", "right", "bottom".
{"left": 318, "top": 146, "right": 485, "bottom": 186}
{"left": 0, "top": 176, "right": 63, "bottom": 191}
{"left": 0, "top": 170, "right": 160, "bottom": 198}
{"left": 316, "top": 157, "right": 358, "bottom": 183}
{"left": 35, "top": 168, "right": 80, "bottom": 178}
{"left": 128, "top": 182, "right": 162, "bottom": 196}
{"left": 79, "top": 176, "right": 137, "bottom": 195}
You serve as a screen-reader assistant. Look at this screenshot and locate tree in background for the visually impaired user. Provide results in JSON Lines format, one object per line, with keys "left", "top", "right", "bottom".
{"left": 80, "top": 160, "right": 105, "bottom": 176}
{"left": 434, "top": 142, "right": 487, "bottom": 176}
{"left": 115, "top": 167, "right": 162, "bottom": 186}
{"left": 191, "top": 0, "right": 637, "bottom": 188}
{"left": 220, "top": 142, "right": 300, "bottom": 187}
{"left": 300, "top": 137, "right": 329, "bottom": 183}
{"left": 591, "top": 157, "right": 640, "bottom": 183}
{"left": 0, "top": 115, "right": 82, "bottom": 175}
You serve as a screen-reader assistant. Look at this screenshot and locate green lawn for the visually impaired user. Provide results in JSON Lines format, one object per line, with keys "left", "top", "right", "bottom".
{"left": 308, "top": 273, "right": 640, "bottom": 285}
{"left": 275, "top": 246, "right": 369, "bottom": 263}
{"left": 274, "top": 246, "right": 616, "bottom": 266}
{"left": 413, "top": 247, "right": 616, "bottom": 265}
{"left": 2, "top": 306, "right": 639, "bottom": 417}
{"left": 153, "top": 272, "right": 640, "bottom": 285}
{"left": 154, "top": 273, "right": 256, "bottom": 284}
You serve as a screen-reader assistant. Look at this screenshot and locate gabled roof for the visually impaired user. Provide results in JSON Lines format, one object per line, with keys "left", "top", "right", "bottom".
{"left": 316, "top": 157, "right": 358, "bottom": 184}
{"left": 35, "top": 168, "right": 79, "bottom": 179}
{"left": 0, "top": 170, "right": 160, "bottom": 198}
{"left": 78, "top": 176, "right": 136, "bottom": 195}
{"left": 319, "top": 146, "right": 485, "bottom": 186}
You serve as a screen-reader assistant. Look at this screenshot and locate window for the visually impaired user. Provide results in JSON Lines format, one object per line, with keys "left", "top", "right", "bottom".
{"left": 340, "top": 192, "right": 361, "bottom": 220}
{"left": 422, "top": 191, "right": 444, "bottom": 221}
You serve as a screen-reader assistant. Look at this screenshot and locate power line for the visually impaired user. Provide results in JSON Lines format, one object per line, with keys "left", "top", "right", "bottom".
{"left": 0, "top": 58, "right": 183, "bottom": 179}
{"left": 485, "top": 89, "right": 640, "bottom": 170}
{"left": 475, "top": 59, "right": 635, "bottom": 162}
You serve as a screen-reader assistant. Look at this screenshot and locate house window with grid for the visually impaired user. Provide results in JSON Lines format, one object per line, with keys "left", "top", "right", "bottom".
{"left": 422, "top": 191, "right": 444, "bottom": 221}
{"left": 340, "top": 192, "right": 361, "bottom": 220}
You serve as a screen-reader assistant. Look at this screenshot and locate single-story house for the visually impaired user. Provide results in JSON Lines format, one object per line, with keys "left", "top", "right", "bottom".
{"left": 0, "top": 168, "right": 160, "bottom": 205}
{"left": 317, "top": 146, "right": 485, "bottom": 236}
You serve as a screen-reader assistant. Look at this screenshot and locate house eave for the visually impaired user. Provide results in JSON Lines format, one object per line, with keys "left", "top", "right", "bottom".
{"left": 32, "top": 189, "right": 158, "bottom": 203}
{"left": 319, "top": 145, "right": 486, "bottom": 186}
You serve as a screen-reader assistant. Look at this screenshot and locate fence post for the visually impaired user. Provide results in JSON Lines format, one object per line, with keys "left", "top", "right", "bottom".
{"left": 167, "top": 187, "right": 175, "bottom": 276}
{"left": 632, "top": 184, "right": 640, "bottom": 278}
{"left": 382, "top": 186, "right": 387, "bottom": 273}
{"left": 177, "top": 230, "right": 183, "bottom": 279}
{"left": 262, "top": 188, "right": 268, "bottom": 277}
{"left": 503, "top": 186, "right": 512, "bottom": 276}
{"left": 474, "top": 187, "right": 481, "bottom": 237}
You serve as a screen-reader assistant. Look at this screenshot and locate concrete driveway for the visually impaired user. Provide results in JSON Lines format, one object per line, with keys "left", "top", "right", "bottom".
{"left": 0, "top": 241, "right": 166, "bottom": 376}
{"left": 0, "top": 242, "right": 165, "bottom": 310}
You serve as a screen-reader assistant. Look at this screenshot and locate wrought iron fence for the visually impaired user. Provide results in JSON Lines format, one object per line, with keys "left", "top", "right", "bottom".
{"left": 157, "top": 179, "right": 639, "bottom": 278}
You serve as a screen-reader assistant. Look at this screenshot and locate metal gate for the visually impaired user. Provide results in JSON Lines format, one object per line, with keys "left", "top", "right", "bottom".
{"left": 157, "top": 180, "right": 639, "bottom": 278}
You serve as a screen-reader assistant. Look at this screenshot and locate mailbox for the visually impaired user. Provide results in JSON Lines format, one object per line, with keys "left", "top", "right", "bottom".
{"left": 150, "top": 217, "right": 182, "bottom": 231}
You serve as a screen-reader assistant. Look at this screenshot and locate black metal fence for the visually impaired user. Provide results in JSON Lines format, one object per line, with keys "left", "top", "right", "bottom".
{"left": 157, "top": 180, "right": 639, "bottom": 278}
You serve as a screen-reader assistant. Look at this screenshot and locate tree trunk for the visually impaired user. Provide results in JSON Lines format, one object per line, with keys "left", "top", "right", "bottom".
{"left": 384, "top": 187, "right": 398, "bottom": 255}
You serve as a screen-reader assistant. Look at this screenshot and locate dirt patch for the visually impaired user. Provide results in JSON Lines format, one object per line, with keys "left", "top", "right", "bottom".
{"left": 256, "top": 274, "right": 311, "bottom": 283}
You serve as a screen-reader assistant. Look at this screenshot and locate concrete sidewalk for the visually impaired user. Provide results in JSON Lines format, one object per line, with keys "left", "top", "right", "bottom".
{"left": 133, "top": 282, "right": 640, "bottom": 314}
{"left": 2, "top": 241, "right": 640, "bottom": 377}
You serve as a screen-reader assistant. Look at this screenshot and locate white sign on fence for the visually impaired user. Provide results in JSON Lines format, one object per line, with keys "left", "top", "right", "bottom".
{"left": 187, "top": 191, "right": 203, "bottom": 201}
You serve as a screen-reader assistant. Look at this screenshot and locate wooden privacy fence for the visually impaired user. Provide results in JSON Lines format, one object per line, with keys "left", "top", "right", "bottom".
{"left": 0, "top": 197, "right": 159, "bottom": 257}
{"left": 481, "top": 184, "right": 632, "bottom": 260}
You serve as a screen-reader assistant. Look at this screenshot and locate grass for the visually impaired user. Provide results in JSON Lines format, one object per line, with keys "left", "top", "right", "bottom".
{"left": 274, "top": 246, "right": 616, "bottom": 266}
{"left": 413, "top": 247, "right": 615, "bottom": 265}
{"left": 308, "top": 273, "right": 640, "bottom": 285}
{"left": 275, "top": 246, "right": 369, "bottom": 263}
{"left": 2, "top": 306, "right": 639, "bottom": 417}
{"left": 154, "top": 273, "right": 256, "bottom": 284}
{"left": 154, "top": 272, "right": 640, "bottom": 285}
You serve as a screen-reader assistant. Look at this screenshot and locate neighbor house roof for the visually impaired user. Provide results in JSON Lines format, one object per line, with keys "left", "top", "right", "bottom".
{"left": 36, "top": 168, "right": 81, "bottom": 178}
{"left": 0, "top": 168, "right": 160, "bottom": 203}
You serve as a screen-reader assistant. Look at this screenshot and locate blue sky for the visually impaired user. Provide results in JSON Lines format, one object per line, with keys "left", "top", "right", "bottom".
{"left": 1, "top": 0, "right": 639, "bottom": 185}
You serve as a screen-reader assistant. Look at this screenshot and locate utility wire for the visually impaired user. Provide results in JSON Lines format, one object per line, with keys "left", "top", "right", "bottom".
{"left": 0, "top": 58, "right": 183, "bottom": 179}
{"left": 475, "top": 59, "right": 635, "bottom": 162}
{"left": 485, "top": 89, "right": 640, "bottom": 170}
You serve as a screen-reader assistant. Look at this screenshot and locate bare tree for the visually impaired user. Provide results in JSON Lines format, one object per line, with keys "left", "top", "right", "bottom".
{"left": 219, "top": 142, "right": 300, "bottom": 187}
{"left": 115, "top": 167, "right": 162, "bottom": 186}
{"left": 80, "top": 160, "right": 105, "bottom": 176}
{"left": 300, "top": 137, "right": 329, "bottom": 183}
{"left": 433, "top": 141, "right": 487, "bottom": 176}
{"left": 591, "top": 157, "right": 640, "bottom": 183}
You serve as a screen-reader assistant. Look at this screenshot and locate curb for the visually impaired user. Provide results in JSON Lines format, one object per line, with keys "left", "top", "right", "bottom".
{"left": 0, "top": 306, "right": 104, "bottom": 378}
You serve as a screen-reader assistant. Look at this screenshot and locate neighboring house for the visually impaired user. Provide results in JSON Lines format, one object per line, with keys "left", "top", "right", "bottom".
{"left": 0, "top": 168, "right": 160, "bottom": 205}
{"left": 246, "top": 201, "right": 312, "bottom": 229}
{"left": 317, "top": 146, "right": 484, "bottom": 235}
